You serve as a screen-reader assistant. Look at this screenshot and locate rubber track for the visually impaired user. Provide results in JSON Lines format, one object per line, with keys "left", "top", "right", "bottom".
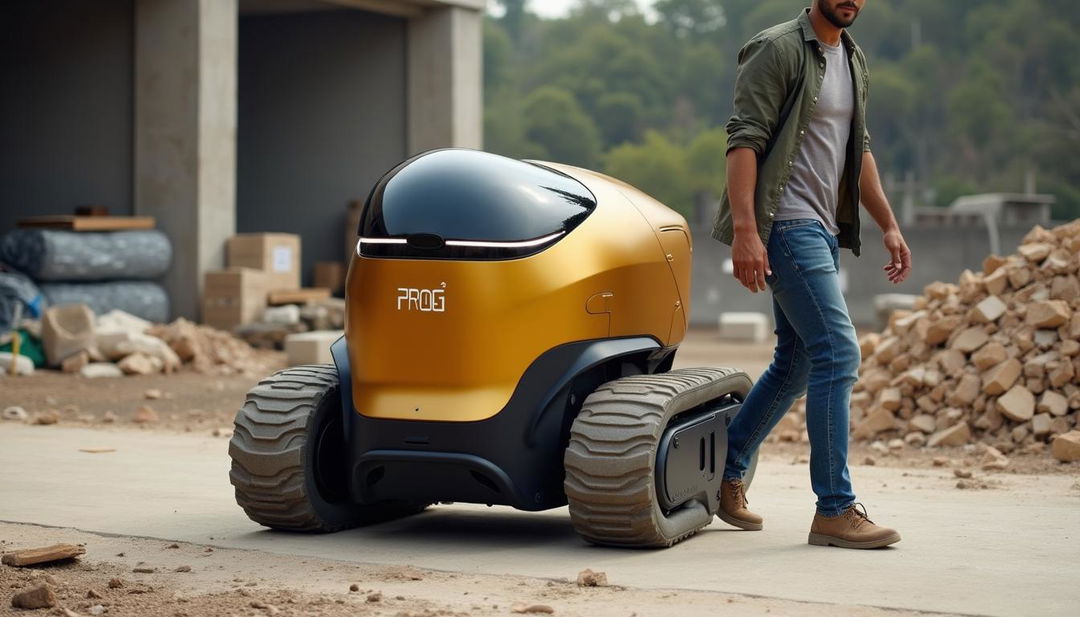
{"left": 564, "top": 367, "right": 752, "bottom": 548}
{"left": 228, "top": 364, "right": 349, "bottom": 532}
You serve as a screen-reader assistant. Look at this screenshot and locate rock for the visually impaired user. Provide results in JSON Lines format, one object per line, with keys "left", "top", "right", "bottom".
{"left": 118, "top": 352, "right": 160, "bottom": 376}
{"left": 904, "top": 431, "right": 926, "bottom": 447}
{"left": 61, "top": 350, "right": 90, "bottom": 373}
{"left": 42, "top": 303, "right": 97, "bottom": 368}
{"left": 1038, "top": 391, "right": 1069, "bottom": 417}
{"left": 953, "top": 468, "right": 972, "bottom": 479}
{"left": 2, "top": 406, "right": 29, "bottom": 422}
{"left": 951, "top": 327, "right": 989, "bottom": 353}
{"left": 971, "top": 295, "right": 1007, "bottom": 323}
{"left": 0, "top": 351, "right": 34, "bottom": 376}
{"left": 1026, "top": 300, "right": 1070, "bottom": 328}
{"left": 936, "top": 349, "right": 967, "bottom": 376}
{"left": 144, "top": 389, "right": 163, "bottom": 400}
{"left": 98, "top": 331, "right": 181, "bottom": 372}
{"left": 984, "top": 268, "right": 1009, "bottom": 296}
{"left": 982, "top": 358, "right": 1022, "bottom": 395}
{"left": 512, "top": 604, "right": 555, "bottom": 614}
{"left": 1048, "top": 360, "right": 1075, "bottom": 388}
{"left": 932, "top": 456, "right": 949, "bottom": 466}
{"left": 980, "top": 446, "right": 1010, "bottom": 470}
{"left": 925, "top": 316, "right": 963, "bottom": 346}
{"left": 855, "top": 407, "right": 895, "bottom": 438}
{"left": 576, "top": 568, "right": 608, "bottom": 587}
{"left": 946, "top": 374, "right": 981, "bottom": 407}
{"left": 971, "top": 342, "right": 1007, "bottom": 370}
{"left": 102, "top": 410, "right": 118, "bottom": 423}
{"left": 32, "top": 410, "right": 60, "bottom": 425}
{"left": 10, "top": 585, "right": 56, "bottom": 609}
{"left": 1018, "top": 242, "right": 1053, "bottom": 263}
{"left": 997, "top": 385, "right": 1035, "bottom": 422}
{"left": 349, "top": 584, "right": 359, "bottom": 592}
{"left": 263, "top": 304, "right": 301, "bottom": 326}
{"left": 212, "top": 427, "right": 234, "bottom": 438}
{"left": 132, "top": 566, "right": 156, "bottom": 573}
{"left": 89, "top": 605, "right": 106, "bottom": 616}
{"left": 908, "top": 414, "right": 936, "bottom": 434}
{"left": 1050, "top": 431, "right": 1080, "bottom": 462}
{"left": 862, "top": 456, "right": 876, "bottom": 465}
{"left": 982, "top": 254, "right": 1007, "bottom": 275}
{"left": 928, "top": 422, "right": 971, "bottom": 447}
{"left": 1031, "top": 413, "right": 1052, "bottom": 437}
{"left": 133, "top": 406, "right": 159, "bottom": 424}
{"left": 175, "top": 565, "right": 192, "bottom": 572}
{"left": 80, "top": 363, "right": 123, "bottom": 379}
{"left": 887, "top": 438, "right": 905, "bottom": 451}
{"left": 87, "top": 589, "right": 103, "bottom": 599}
{"left": 2, "top": 543, "right": 85, "bottom": 566}
{"left": 878, "top": 387, "right": 902, "bottom": 411}
{"left": 107, "top": 578, "right": 123, "bottom": 589}
{"left": 366, "top": 592, "right": 382, "bottom": 603}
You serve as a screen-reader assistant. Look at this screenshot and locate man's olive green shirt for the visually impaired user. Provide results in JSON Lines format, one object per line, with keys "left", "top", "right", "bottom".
{"left": 712, "top": 9, "right": 871, "bottom": 256}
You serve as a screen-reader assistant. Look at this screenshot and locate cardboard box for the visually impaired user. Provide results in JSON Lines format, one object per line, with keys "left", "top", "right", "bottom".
{"left": 227, "top": 233, "right": 301, "bottom": 291}
{"left": 202, "top": 268, "right": 269, "bottom": 331}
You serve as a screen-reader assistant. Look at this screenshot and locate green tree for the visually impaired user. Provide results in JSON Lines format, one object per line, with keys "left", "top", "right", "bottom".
{"left": 604, "top": 131, "right": 693, "bottom": 217}
{"left": 520, "top": 86, "right": 602, "bottom": 167}
{"left": 595, "top": 92, "right": 644, "bottom": 148}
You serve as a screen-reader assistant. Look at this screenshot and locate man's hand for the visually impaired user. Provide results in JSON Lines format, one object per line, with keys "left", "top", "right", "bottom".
{"left": 732, "top": 231, "right": 772, "bottom": 292}
{"left": 882, "top": 228, "right": 911, "bottom": 284}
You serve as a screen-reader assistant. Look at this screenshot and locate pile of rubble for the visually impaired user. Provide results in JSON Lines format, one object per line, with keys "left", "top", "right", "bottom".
{"left": 851, "top": 220, "right": 1080, "bottom": 463}
{"left": 30, "top": 305, "right": 275, "bottom": 378}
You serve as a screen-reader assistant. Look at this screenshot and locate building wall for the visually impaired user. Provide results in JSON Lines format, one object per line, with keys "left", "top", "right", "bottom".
{"left": 689, "top": 218, "right": 1032, "bottom": 329}
{"left": 237, "top": 9, "right": 407, "bottom": 284}
{"left": 0, "top": 0, "right": 134, "bottom": 233}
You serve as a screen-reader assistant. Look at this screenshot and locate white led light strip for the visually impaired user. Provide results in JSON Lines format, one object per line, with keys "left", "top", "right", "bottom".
{"left": 357, "top": 231, "right": 565, "bottom": 255}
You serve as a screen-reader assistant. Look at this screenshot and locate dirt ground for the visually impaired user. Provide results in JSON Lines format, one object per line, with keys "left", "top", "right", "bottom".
{"left": 3, "top": 334, "right": 1072, "bottom": 476}
{"left": 0, "top": 523, "right": 953, "bottom": 617}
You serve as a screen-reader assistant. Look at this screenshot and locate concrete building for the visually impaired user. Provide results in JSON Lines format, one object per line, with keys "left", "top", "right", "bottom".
{"left": 1, "top": 0, "right": 484, "bottom": 319}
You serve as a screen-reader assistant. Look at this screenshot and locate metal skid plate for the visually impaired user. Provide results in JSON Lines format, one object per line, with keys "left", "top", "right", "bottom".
{"left": 654, "top": 399, "right": 741, "bottom": 514}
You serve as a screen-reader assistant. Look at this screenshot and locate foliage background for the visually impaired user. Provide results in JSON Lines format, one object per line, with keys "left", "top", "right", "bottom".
{"left": 484, "top": 0, "right": 1080, "bottom": 224}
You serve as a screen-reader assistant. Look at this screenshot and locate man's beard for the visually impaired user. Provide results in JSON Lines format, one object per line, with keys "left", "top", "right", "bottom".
{"left": 818, "top": 0, "right": 860, "bottom": 28}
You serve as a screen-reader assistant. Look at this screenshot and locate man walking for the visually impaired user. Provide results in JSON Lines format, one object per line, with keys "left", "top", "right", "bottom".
{"left": 712, "top": 0, "right": 911, "bottom": 549}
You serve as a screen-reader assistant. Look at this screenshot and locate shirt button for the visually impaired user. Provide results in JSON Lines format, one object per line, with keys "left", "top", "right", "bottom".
{"left": 769, "top": 212, "right": 775, "bottom": 218}
{"left": 813, "top": 96, "right": 819, "bottom": 102}
{"left": 800, "top": 129, "right": 805, "bottom": 135}
{"left": 819, "top": 62, "right": 825, "bottom": 68}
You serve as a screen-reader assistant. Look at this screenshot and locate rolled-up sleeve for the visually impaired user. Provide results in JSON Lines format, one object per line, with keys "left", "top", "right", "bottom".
{"left": 725, "top": 37, "right": 787, "bottom": 155}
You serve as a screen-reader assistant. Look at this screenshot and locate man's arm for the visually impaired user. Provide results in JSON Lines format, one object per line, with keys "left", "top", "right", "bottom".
{"left": 725, "top": 37, "right": 788, "bottom": 293}
{"left": 728, "top": 147, "right": 770, "bottom": 292}
{"left": 859, "top": 150, "right": 912, "bottom": 284}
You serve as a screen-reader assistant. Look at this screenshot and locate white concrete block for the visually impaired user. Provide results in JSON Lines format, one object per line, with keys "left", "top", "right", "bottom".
{"left": 284, "top": 330, "right": 343, "bottom": 366}
{"left": 718, "top": 312, "right": 770, "bottom": 343}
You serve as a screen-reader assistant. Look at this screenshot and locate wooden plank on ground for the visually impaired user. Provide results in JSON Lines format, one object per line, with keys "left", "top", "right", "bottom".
{"left": 1, "top": 543, "right": 86, "bottom": 567}
{"left": 17, "top": 216, "right": 156, "bottom": 231}
{"left": 267, "top": 288, "right": 332, "bottom": 306}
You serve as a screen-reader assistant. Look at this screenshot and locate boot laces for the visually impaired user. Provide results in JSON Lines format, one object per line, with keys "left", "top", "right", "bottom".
{"left": 846, "top": 503, "right": 874, "bottom": 529}
{"left": 728, "top": 479, "right": 749, "bottom": 507}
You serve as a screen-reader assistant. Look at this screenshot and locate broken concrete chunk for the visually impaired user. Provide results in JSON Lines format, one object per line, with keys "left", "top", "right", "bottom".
{"left": 982, "top": 358, "right": 1022, "bottom": 395}
{"left": 80, "top": 362, "right": 123, "bottom": 379}
{"left": 928, "top": 422, "right": 971, "bottom": 447}
{"left": 1026, "top": 300, "right": 1071, "bottom": 329}
{"left": 997, "top": 385, "right": 1036, "bottom": 422}
{"left": 2, "top": 543, "right": 85, "bottom": 567}
{"left": 1050, "top": 431, "right": 1080, "bottom": 462}
{"left": 10, "top": 585, "right": 57, "bottom": 609}
{"left": 950, "top": 327, "right": 989, "bottom": 353}
{"left": 576, "top": 569, "right": 609, "bottom": 587}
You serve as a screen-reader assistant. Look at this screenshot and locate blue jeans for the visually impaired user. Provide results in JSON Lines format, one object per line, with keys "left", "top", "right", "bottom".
{"left": 723, "top": 218, "right": 859, "bottom": 516}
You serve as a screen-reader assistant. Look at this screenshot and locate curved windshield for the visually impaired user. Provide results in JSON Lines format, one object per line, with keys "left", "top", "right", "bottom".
{"left": 358, "top": 149, "right": 596, "bottom": 259}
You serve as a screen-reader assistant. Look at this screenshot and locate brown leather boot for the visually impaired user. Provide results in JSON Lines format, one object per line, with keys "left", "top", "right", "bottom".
{"left": 808, "top": 503, "right": 901, "bottom": 549}
{"left": 717, "top": 479, "right": 763, "bottom": 530}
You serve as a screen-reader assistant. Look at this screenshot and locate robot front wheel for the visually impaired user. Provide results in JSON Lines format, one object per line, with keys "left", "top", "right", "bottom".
{"left": 228, "top": 365, "right": 426, "bottom": 532}
{"left": 564, "top": 367, "right": 757, "bottom": 548}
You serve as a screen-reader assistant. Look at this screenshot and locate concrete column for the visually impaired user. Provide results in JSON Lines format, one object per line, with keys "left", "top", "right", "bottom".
{"left": 134, "top": 0, "right": 237, "bottom": 320}
{"left": 407, "top": 5, "right": 482, "bottom": 153}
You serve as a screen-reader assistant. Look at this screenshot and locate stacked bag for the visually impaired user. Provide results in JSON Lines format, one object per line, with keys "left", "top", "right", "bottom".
{"left": 0, "top": 229, "right": 172, "bottom": 323}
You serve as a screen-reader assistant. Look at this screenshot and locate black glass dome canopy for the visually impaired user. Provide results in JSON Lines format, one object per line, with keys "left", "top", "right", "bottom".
{"left": 357, "top": 149, "right": 597, "bottom": 260}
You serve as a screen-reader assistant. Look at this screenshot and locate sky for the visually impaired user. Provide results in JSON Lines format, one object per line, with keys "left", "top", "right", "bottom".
{"left": 487, "top": 0, "right": 657, "bottom": 20}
